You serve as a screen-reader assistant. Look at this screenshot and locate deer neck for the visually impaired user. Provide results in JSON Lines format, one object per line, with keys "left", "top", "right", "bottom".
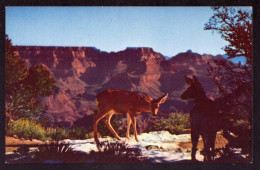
{"left": 193, "top": 94, "right": 208, "bottom": 106}
{"left": 138, "top": 99, "right": 152, "bottom": 112}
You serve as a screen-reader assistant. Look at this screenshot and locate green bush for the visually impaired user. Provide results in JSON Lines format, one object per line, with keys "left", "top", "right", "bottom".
{"left": 69, "top": 127, "right": 90, "bottom": 139}
{"left": 149, "top": 113, "right": 190, "bottom": 135}
{"left": 232, "top": 120, "right": 250, "bottom": 133}
{"left": 6, "top": 118, "right": 93, "bottom": 141}
{"left": 45, "top": 127, "right": 69, "bottom": 140}
{"left": 38, "top": 114, "right": 52, "bottom": 128}
{"left": 6, "top": 119, "right": 45, "bottom": 140}
{"left": 45, "top": 126, "right": 92, "bottom": 141}
{"left": 85, "top": 131, "right": 94, "bottom": 139}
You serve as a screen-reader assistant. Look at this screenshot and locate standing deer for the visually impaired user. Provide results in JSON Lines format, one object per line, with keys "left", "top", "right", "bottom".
{"left": 181, "top": 75, "right": 220, "bottom": 162}
{"left": 93, "top": 89, "right": 168, "bottom": 145}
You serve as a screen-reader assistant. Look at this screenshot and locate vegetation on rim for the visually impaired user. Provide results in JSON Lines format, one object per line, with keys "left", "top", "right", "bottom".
{"left": 6, "top": 119, "right": 93, "bottom": 141}
{"left": 204, "top": 6, "right": 252, "bottom": 160}
{"left": 5, "top": 35, "right": 56, "bottom": 120}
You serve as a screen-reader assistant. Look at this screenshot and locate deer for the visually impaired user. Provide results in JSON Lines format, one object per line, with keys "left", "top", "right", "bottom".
{"left": 93, "top": 89, "right": 168, "bottom": 145}
{"left": 181, "top": 75, "right": 221, "bottom": 162}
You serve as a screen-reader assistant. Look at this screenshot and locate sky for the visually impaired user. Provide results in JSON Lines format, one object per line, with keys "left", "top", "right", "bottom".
{"left": 6, "top": 7, "right": 251, "bottom": 60}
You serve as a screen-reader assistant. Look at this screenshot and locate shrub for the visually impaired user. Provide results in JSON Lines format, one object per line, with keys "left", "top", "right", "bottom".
{"left": 85, "top": 132, "right": 94, "bottom": 139}
{"left": 33, "top": 142, "right": 72, "bottom": 162}
{"left": 149, "top": 113, "right": 190, "bottom": 135}
{"left": 232, "top": 120, "right": 251, "bottom": 133}
{"left": 13, "top": 146, "right": 30, "bottom": 155}
{"left": 31, "top": 142, "right": 89, "bottom": 163}
{"left": 214, "top": 144, "right": 251, "bottom": 163}
{"left": 89, "top": 141, "right": 150, "bottom": 163}
{"left": 38, "top": 114, "right": 52, "bottom": 128}
{"left": 30, "top": 141, "right": 149, "bottom": 163}
{"left": 69, "top": 127, "right": 89, "bottom": 139}
{"left": 228, "top": 119, "right": 251, "bottom": 155}
{"left": 6, "top": 117, "right": 95, "bottom": 141}
{"left": 6, "top": 119, "right": 45, "bottom": 140}
{"left": 45, "top": 127, "right": 69, "bottom": 140}
{"left": 6, "top": 117, "right": 94, "bottom": 141}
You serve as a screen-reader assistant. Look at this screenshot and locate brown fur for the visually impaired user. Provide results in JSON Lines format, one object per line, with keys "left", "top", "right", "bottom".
{"left": 181, "top": 76, "right": 220, "bottom": 161}
{"left": 93, "top": 89, "right": 168, "bottom": 144}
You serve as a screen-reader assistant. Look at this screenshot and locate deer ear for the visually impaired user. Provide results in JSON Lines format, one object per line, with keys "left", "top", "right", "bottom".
{"left": 184, "top": 75, "right": 193, "bottom": 85}
{"left": 142, "top": 93, "right": 153, "bottom": 103}
{"left": 157, "top": 93, "right": 168, "bottom": 104}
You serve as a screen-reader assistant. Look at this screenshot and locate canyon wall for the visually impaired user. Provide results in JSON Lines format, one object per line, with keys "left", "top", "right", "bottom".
{"left": 16, "top": 46, "right": 226, "bottom": 127}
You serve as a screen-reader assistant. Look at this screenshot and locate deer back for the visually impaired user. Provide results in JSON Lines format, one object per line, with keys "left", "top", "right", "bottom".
{"left": 96, "top": 89, "right": 151, "bottom": 113}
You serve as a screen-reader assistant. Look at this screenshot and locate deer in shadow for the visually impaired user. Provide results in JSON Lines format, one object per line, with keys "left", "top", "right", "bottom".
{"left": 181, "top": 75, "right": 221, "bottom": 162}
{"left": 93, "top": 89, "right": 168, "bottom": 145}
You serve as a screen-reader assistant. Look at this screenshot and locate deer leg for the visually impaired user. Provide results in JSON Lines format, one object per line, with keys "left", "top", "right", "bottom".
{"left": 209, "top": 132, "right": 217, "bottom": 161}
{"left": 104, "top": 113, "right": 120, "bottom": 140}
{"left": 202, "top": 136, "right": 208, "bottom": 162}
{"left": 201, "top": 134, "right": 208, "bottom": 161}
{"left": 191, "top": 131, "right": 199, "bottom": 161}
{"left": 202, "top": 132, "right": 216, "bottom": 162}
{"left": 93, "top": 110, "right": 109, "bottom": 145}
{"left": 126, "top": 114, "right": 132, "bottom": 139}
{"left": 129, "top": 113, "right": 139, "bottom": 142}
{"left": 202, "top": 133, "right": 211, "bottom": 162}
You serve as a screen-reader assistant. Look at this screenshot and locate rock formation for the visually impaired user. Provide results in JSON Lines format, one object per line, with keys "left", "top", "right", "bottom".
{"left": 16, "top": 46, "right": 227, "bottom": 127}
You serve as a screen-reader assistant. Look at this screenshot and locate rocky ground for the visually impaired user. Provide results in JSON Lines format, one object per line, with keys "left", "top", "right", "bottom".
{"left": 5, "top": 132, "right": 228, "bottom": 153}
{"left": 5, "top": 131, "right": 229, "bottom": 163}
{"left": 178, "top": 132, "right": 229, "bottom": 150}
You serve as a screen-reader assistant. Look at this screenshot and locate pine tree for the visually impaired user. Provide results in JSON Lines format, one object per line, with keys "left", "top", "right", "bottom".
{"left": 5, "top": 35, "right": 56, "bottom": 119}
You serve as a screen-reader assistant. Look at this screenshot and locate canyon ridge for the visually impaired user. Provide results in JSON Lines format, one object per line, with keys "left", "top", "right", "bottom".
{"left": 16, "top": 46, "right": 230, "bottom": 129}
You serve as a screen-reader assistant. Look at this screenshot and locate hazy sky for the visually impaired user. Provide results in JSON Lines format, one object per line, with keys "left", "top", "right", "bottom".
{"left": 6, "top": 7, "right": 251, "bottom": 58}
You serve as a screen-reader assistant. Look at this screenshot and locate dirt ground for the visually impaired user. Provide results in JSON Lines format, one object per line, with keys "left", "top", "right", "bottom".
{"left": 178, "top": 132, "right": 229, "bottom": 150}
{"left": 5, "top": 136, "right": 45, "bottom": 153}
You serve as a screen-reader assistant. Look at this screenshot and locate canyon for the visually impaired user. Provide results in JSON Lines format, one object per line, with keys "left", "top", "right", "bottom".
{"left": 16, "top": 46, "right": 228, "bottom": 127}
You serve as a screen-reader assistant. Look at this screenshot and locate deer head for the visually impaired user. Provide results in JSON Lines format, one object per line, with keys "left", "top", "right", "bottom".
{"left": 181, "top": 75, "right": 205, "bottom": 100}
{"left": 142, "top": 93, "right": 168, "bottom": 116}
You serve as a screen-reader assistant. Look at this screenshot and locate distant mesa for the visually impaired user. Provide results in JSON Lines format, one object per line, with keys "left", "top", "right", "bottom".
{"left": 164, "top": 56, "right": 171, "bottom": 60}
{"left": 186, "top": 49, "right": 193, "bottom": 53}
{"left": 15, "top": 45, "right": 234, "bottom": 127}
{"left": 126, "top": 47, "right": 153, "bottom": 50}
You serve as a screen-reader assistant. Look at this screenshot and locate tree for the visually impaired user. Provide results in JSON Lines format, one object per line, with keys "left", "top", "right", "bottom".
{"left": 204, "top": 7, "right": 252, "bottom": 66}
{"left": 204, "top": 6, "right": 252, "bottom": 110}
{"left": 5, "top": 35, "right": 56, "bottom": 120}
{"left": 205, "top": 6, "right": 252, "bottom": 99}
{"left": 204, "top": 7, "right": 252, "bottom": 159}
{"left": 204, "top": 6, "right": 252, "bottom": 113}
{"left": 5, "top": 35, "right": 28, "bottom": 96}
